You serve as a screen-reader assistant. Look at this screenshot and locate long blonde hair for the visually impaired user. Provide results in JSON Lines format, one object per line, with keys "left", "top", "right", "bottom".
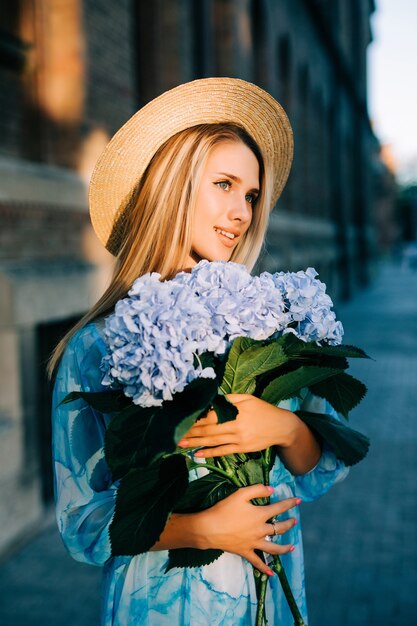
{"left": 47, "top": 123, "right": 273, "bottom": 380}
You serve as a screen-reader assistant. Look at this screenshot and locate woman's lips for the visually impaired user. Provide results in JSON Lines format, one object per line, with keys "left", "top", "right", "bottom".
{"left": 214, "top": 227, "right": 238, "bottom": 248}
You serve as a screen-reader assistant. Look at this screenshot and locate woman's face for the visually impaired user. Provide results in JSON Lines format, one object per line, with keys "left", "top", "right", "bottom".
{"left": 186, "top": 140, "right": 260, "bottom": 267}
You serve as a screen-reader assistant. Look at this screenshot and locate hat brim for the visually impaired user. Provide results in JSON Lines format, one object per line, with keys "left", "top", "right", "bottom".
{"left": 89, "top": 77, "right": 293, "bottom": 255}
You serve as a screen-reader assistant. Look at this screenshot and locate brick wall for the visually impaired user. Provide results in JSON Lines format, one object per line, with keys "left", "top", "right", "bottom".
{"left": 0, "top": 202, "right": 88, "bottom": 261}
{"left": 83, "top": 0, "right": 136, "bottom": 135}
{"left": 0, "top": 1, "right": 29, "bottom": 160}
{"left": 0, "top": 70, "right": 26, "bottom": 159}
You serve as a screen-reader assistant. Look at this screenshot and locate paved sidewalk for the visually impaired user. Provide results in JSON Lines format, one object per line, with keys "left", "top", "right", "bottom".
{"left": 0, "top": 261, "right": 416, "bottom": 626}
{"left": 302, "top": 261, "right": 417, "bottom": 626}
{"left": 0, "top": 517, "right": 102, "bottom": 625}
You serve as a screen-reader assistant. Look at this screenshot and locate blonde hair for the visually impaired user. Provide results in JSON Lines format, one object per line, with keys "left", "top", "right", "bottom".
{"left": 47, "top": 123, "right": 273, "bottom": 380}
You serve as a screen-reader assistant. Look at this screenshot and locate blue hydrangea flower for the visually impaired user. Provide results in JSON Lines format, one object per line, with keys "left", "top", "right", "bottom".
{"left": 174, "top": 260, "right": 289, "bottom": 340}
{"left": 100, "top": 261, "right": 343, "bottom": 408}
{"left": 100, "top": 273, "right": 228, "bottom": 407}
{"left": 262, "top": 267, "right": 344, "bottom": 345}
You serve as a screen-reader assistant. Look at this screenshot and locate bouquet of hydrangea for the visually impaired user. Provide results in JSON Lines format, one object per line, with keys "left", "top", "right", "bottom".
{"left": 62, "top": 260, "right": 369, "bottom": 626}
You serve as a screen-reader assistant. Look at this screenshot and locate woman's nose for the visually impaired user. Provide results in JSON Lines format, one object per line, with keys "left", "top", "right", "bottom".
{"left": 229, "top": 193, "right": 251, "bottom": 222}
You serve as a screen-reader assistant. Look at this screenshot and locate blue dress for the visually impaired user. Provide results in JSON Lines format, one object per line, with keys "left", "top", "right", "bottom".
{"left": 52, "top": 320, "right": 349, "bottom": 625}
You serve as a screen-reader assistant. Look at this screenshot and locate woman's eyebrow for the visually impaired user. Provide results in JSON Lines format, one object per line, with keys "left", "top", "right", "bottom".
{"left": 215, "top": 172, "right": 260, "bottom": 194}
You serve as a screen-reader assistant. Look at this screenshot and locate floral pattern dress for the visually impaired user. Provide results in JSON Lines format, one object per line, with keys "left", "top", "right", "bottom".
{"left": 52, "top": 320, "right": 349, "bottom": 626}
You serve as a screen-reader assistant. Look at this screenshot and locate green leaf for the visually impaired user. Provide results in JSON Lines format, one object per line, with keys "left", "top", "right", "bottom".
{"left": 221, "top": 336, "right": 259, "bottom": 393}
{"left": 282, "top": 335, "right": 371, "bottom": 360}
{"left": 174, "top": 473, "right": 238, "bottom": 513}
{"left": 109, "top": 455, "right": 189, "bottom": 556}
{"left": 172, "top": 376, "right": 219, "bottom": 444}
{"left": 235, "top": 459, "right": 265, "bottom": 487}
{"left": 196, "top": 351, "right": 216, "bottom": 370}
{"left": 212, "top": 394, "right": 238, "bottom": 424}
{"left": 261, "top": 366, "right": 341, "bottom": 405}
{"left": 309, "top": 372, "right": 368, "bottom": 419}
{"left": 231, "top": 342, "right": 289, "bottom": 394}
{"left": 206, "top": 451, "right": 259, "bottom": 474}
{"left": 233, "top": 458, "right": 271, "bottom": 505}
{"left": 221, "top": 337, "right": 289, "bottom": 397}
{"left": 104, "top": 375, "right": 218, "bottom": 475}
{"left": 308, "top": 355, "right": 349, "bottom": 370}
{"left": 166, "top": 547, "right": 223, "bottom": 571}
{"left": 254, "top": 354, "right": 348, "bottom": 397}
{"left": 59, "top": 389, "right": 130, "bottom": 413}
{"left": 104, "top": 406, "right": 156, "bottom": 480}
{"left": 295, "top": 410, "right": 370, "bottom": 466}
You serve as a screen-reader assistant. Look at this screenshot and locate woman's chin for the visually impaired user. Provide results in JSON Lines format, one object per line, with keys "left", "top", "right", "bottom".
{"left": 190, "top": 249, "right": 233, "bottom": 264}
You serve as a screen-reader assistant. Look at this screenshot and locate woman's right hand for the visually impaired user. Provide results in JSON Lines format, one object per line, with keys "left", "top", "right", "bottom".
{"left": 196, "top": 484, "right": 300, "bottom": 575}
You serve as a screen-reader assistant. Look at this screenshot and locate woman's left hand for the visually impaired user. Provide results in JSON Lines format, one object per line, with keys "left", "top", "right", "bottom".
{"left": 178, "top": 394, "right": 301, "bottom": 458}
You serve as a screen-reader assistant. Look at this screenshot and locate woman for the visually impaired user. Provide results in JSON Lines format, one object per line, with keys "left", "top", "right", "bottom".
{"left": 49, "top": 78, "right": 348, "bottom": 625}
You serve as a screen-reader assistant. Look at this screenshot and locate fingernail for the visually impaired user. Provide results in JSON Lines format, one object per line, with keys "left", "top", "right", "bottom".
{"left": 295, "top": 498, "right": 302, "bottom": 505}
{"left": 267, "top": 486, "right": 274, "bottom": 494}
{"left": 194, "top": 451, "right": 203, "bottom": 457}
{"left": 289, "top": 545, "right": 295, "bottom": 552}
{"left": 178, "top": 440, "right": 189, "bottom": 447}
{"left": 266, "top": 569, "right": 274, "bottom": 577}
{"left": 293, "top": 518, "right": 298, "bottom": 526}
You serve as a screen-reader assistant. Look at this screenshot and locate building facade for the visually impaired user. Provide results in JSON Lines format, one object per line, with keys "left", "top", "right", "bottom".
{"left": 0, "top": 0, "right": 382, "bottom": 553}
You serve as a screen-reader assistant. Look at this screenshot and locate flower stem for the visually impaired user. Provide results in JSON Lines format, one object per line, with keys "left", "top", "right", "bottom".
{"left": 262, "top": 448, "right": 272, "bottom": 485}
{"left": 204, "top": 447, "right": 303, "bottom": 625}
{"left": 202, "top": 462, "right": 241, "bottom": 487}
{"left": 255, "top": 573, "right": 268, "bottom": 626}
{"left": 219, "top": 383, "right": 229, "bottom": 395}
{"left": 218, "top": 454, "right": 235, "bottom": 476}
{"left": 264, "top": 447, "right": 272, "bottom": 468}
{"left": 271, "top": 555, "right": 307, "bottom": 626}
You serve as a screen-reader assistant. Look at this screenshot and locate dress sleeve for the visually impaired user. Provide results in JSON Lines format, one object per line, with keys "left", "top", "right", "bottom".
{"left": 52, "top": 324, "right": 116, "bottom": 566}
{"left": 293, "top": 391, "right": 350, "bottom": 502}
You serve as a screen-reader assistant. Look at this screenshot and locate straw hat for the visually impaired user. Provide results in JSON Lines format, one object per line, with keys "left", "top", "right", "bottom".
{"left": 89, "top": 77, "right": 293, "bottom": 255}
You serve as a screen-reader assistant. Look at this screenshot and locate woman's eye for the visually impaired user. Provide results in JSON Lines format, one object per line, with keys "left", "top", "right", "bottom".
{"left": 215, "top": 181, "right": 231, "bottom": 191}
{"left": 245, "top": 193, "right": 256, "bottom": 205}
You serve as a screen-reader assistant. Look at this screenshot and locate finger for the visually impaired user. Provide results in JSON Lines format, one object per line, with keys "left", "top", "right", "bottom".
{"left": 196, "top": 411, "right": 219, "bottom": 425}
{"left": 179, "top": 434, "right": 238, "bottom": 450}
{"left": 268, "top": 497, "right": 302, "bottom": 517}
{"left": 245, "top": 552, "right": 274, "bottom": 577}
{"left": 194, "top": 444, "right": 241, "bottom": 458}
{"left": 184, "top": 423, "right": 236, "bottom": 438}
{"left": 238, "top": 484, "right": 275, "bottom": 502}
{"left": 262, "top": 517, "right": 296, "bottom": 537}
{"left": 182, "top": 411, "right": 219, "bottom": 437}
{"left": 180, "top": 416, "right": 235, "bottom": 442}
{"left": 259, "top": 540, "right": 295, "bottom": 556}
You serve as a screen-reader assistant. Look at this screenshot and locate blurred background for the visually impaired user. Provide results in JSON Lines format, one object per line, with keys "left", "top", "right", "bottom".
{"left": 0, "top": 1, "right": 416, "bottom": 625}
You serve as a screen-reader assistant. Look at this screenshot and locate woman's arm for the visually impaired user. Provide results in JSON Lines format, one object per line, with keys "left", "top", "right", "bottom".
{"left": 52, "top": 329, "right": 114, "bottom": 565}
{"left": 151, "top": 484, "right": 300, "bottom": 575}
{"left": 272, "top": 409, "right": 322, "bottom": 475}
{"left": 178, "top": 394, "right": 321, "bottom": 474}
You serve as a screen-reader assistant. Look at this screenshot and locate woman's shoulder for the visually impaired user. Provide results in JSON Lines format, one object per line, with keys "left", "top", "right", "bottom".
{"left": 54, "top": 318, "right": 110, "bottom": 394}
{"left": 60, "top": 318, "right": 109, "bottom": 378}
{"left": 68, "top": 317, "right": 108, "bottom": 354}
